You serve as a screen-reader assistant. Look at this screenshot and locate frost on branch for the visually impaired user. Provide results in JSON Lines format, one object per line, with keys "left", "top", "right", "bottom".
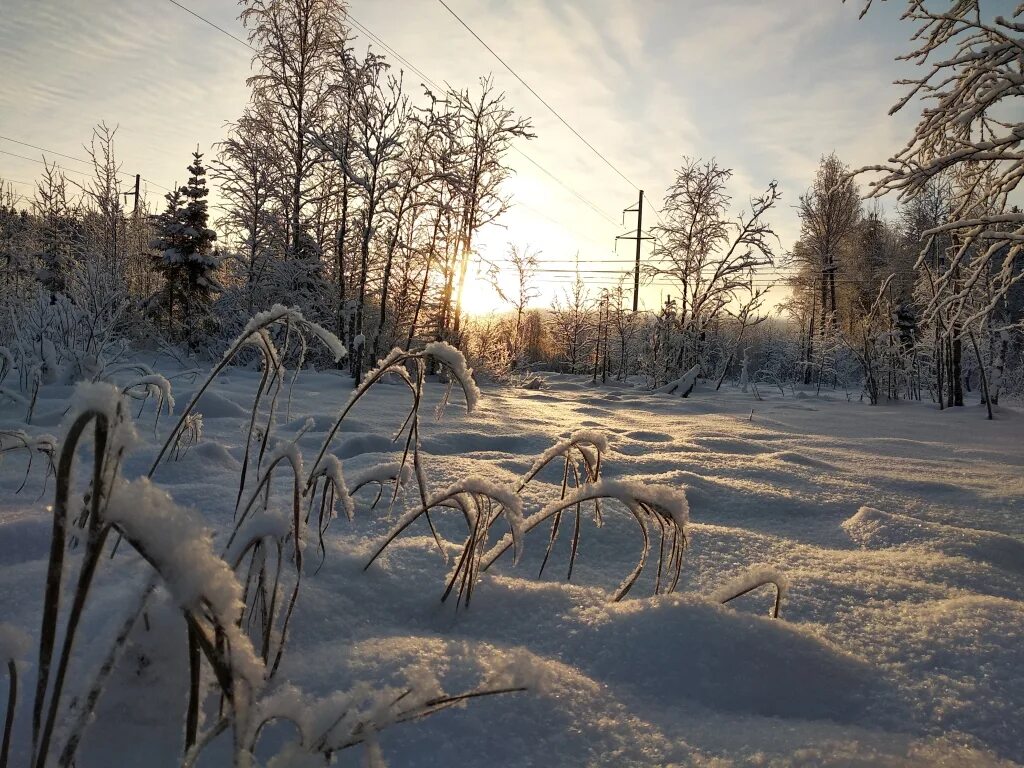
{"left": 485, "top": 479, "right": 690, "bottom": 602}
{"left": 366, "top": 476, "right": 524, "bottom": 608}
{"left": 0, "top": 624, "right": 30, "bottom": 663}
{"left": 855, "top": 2, "right": 1024, "bottom": 333}
{"left": 423, "top": 340, "right": 482, "bottom": 412}
{"left": 710, "top": 565, "right": 789, "bottom": 618}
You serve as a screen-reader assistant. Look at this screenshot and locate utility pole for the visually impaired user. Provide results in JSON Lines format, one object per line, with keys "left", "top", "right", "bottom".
{"left": 615, "top": 190, "right": 653, "bottom": 312}
{"left": 122, "top": 173, "right": 141, "bottom": 217}
{"left": 121, "top": 174, "right": 143, "bottom": 290}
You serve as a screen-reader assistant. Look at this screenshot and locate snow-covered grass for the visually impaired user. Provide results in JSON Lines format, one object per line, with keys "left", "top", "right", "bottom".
{"left": 1, "top": 357, "right": 1022, "bottom": 765}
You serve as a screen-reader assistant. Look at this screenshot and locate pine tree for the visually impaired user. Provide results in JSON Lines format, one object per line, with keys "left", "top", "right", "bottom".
{"left": 151, "top": 150, "right": 221, "bottom": 345}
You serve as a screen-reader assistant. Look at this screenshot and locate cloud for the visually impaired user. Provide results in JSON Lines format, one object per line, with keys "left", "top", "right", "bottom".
{"left": 0, "top": 0, "right": 933, "bottom": 309}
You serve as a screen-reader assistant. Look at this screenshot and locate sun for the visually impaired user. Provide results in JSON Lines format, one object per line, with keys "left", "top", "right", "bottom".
{"left": 458, "top": 268, "right": 506, "bottom": 317}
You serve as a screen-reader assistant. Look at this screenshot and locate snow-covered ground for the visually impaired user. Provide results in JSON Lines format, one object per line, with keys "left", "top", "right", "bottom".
{"left": 2, "top": 367, "right": 1023, "bottom": 766}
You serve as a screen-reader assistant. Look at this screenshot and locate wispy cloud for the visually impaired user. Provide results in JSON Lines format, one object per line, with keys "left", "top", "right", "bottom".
{"left": 1, "top": 0, "right": 935, "bottom": 306}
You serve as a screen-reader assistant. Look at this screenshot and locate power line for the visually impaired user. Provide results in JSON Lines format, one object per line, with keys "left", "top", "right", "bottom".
{"left": 166, "top": 0, "right": 254, "bottom": 49}
{"left": 0, "top": 136, "right": 172, "bottom": 192}
{"left": 344, "top": 12, "right": 436, "bottom": 91}
{"left": 435, "top": 0, "right": 670, "bottom": 230}
{"left": 0, "top": 148, "right": 97, "bottom": 180}
{"left": 341, "top": 8, "right": 617, "bottom": 226}
{"left": 434, "top": 3, "right": 667, "bottom": 228}
{"left": 436, "top": 0, "right": 639, "bottom": 193}
{"left": 510, "top": 148, "right": 617, "bottom": 225}
{"left": 163, "top": 0, "right": 620, "bottom": 232}
{"left": 0, "top": 135, "right": 93, "bottom": 167}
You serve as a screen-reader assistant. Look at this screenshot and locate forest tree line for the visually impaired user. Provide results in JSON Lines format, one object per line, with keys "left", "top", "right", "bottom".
{"left": 0, "top": 0, "right": 1021, "bottom": 413}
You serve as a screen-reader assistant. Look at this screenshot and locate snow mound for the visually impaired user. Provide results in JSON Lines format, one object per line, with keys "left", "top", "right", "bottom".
{"left": 189, "top": 390, "right": 249, "bottom": 419}
{"left": 318, "top": 635, "right": 697, "bottom": 766}
{"left": 334, "top": 432, "right": 396, "bottom": 459}
{"left": 883, "top": 595, "right": 1024, "bottom": 755}
{"left": 189, "top": 440, "right": 239, "bottom": 469}
{"left": 573, "top": 595, "right": 881, "bottom": 721}
{"left": 844, "top": 507, "right": 1024, "bottom": 572}
{"left": 770, "top": 450, "right": 837, "bottom": 470}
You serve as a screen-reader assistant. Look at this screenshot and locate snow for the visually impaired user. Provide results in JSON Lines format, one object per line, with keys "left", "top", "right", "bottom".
{"left": 103, "top": 477, "right": 266, "bottom": 695}
{"left": 238, "top": 304, "right": 303, "bottom": 341}
{"left": 708, "top": 564, "right": 789, "bottom": 616}
{"left": 844, "top": 506, "right": 1024, "bottom": 572}
{"left": 345, "top": 461, "right": 412, "bottom": 494}
{"left": 122, "top": 373, "right": 175, "bottom": 413}
{"left": 523, "top": 428, "right": 611, "bottom": 482}
{"left": 309, "top": 454, "right": 355, "bottom": 521}
{"left": 655, "top": 364, "right": 701, "bottom": 397}
{"left": 0, "top": 623, "right": 30, "bottom": 662}
{"left": 66, "top": 380, "right": 124, "bottom": 423}
{"left": 65, "top": 381, "right": 139, "bottom": 455}
{"left": 1, "top": 367, "right": 1023, "bottom": 765}
{"left": 545, "top": 477, "right": 689, "bottom": 528}
{"left": 104, "top": 477, "right": 244, "bottom": 625}
{"left": 224, "top": 509, "right": 293, "bottom": 566}
{"left": 189, "top": 389, "right": 248, "bottom": 419}
{"left": 422, "top": 341, "right": 482, "bottom": 412}
{"left": 305, "top": 323, "right": 348, "bottom": 364}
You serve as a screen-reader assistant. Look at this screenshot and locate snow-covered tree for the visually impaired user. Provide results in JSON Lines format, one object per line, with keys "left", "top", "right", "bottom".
{"left": 857, "top": 0, "right": 1024, "bottom": 413}
{"left": 793, "top": 154, "right": 861, "bottom": 380}
{"left": 150, "top": 151, "right": 221, "bottom": 346}
{"left": 444, "top": 77, "right": 535, "bottom": 343}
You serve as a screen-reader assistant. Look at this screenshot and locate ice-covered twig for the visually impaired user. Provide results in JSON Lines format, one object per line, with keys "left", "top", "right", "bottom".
{"left": 0, "top": 429, "right": 57, "bottom": 494}
{"left": 121, "top": 373, "right": 174, "bottom": 430}
{"left": 514, "top": 430, "right": 611, "bottom": 579}
{"left": 365, "top": 477, "right": 523, "bottom": 608}
{"left": 484, "top": 480, "right": 689, "bottom": 602}
{"left": 710, "top": 566, "right": 789, "bottom": 619}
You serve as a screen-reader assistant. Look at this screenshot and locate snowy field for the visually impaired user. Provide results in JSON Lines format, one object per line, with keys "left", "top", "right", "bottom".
{"left": 2, "top": 365, "right": 1023, "bottom": 766}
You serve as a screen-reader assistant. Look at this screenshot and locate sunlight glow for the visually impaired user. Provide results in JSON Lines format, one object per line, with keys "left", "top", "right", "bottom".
{"left": 458, "top": 266, "right": 507, "bottom": 317}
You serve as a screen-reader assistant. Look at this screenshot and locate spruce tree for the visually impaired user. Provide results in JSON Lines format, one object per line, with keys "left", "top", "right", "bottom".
{"left": 151, "top": 149, "right": 220, "bottom": 344}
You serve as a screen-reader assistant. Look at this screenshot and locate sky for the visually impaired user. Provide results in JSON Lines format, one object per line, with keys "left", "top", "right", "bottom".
{"left": 0, "top": 0, "right": 1001, "bottom": 314}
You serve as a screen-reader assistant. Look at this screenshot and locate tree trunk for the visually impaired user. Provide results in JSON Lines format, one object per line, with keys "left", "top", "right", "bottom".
{"left": 407, "top": 212, "right": 443, "bottom": 350}
{"left": 969, "top": 331, "right": 993, "bottom": 420}
{"left": 336, "top": 173, "right": 349, "bottom": 347}
{"left": 371, "top": 224, "right": 402, "bottom": 368}
{"left": 951, "top": 332, "right": 964, "bottom": 407}
{"left": 804, "top": 297, "right": 816, "bottom": 386}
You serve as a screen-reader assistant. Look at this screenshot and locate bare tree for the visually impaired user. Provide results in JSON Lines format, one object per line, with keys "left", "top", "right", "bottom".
{"left": 609, "top": 280, "right": 640, "bottom": 379}
{"left": 649, "top": 157, "right": 781, "bottom": 377}
{"left": 444, "top": 77, "right": 534, "bottom": 343}
{"left": 241, "top": 0, "right": 348, "bottom": 258}
{"left": 492, "top": 244, "right": 540, "bottom": 370}
{"left": 797, "top": 153, "right": 861, "bottom": 334}
{"left": 213, "top": 112, "right": 281, "bottom": 314}
{"left": 76, "top": 123, "right": 125, "bottom": 275}
{"left": 33, "top": 160, "right": 75, "bottom": 298}
{"left": 715, "top": 286, "right": 771, "bottom": 389}
{"left": 370, "top": 94, "right": 447, "bottom": 367}
{"left": 327, "top": 57, "right": 407, "bottom": 381}
{"left": 548, "top": 258, "right": 592, "bottom": 374}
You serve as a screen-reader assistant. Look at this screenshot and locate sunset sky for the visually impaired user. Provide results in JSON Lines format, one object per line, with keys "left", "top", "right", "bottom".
{"left": 0, "top": 0, "right": 966, "bottom": 312}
